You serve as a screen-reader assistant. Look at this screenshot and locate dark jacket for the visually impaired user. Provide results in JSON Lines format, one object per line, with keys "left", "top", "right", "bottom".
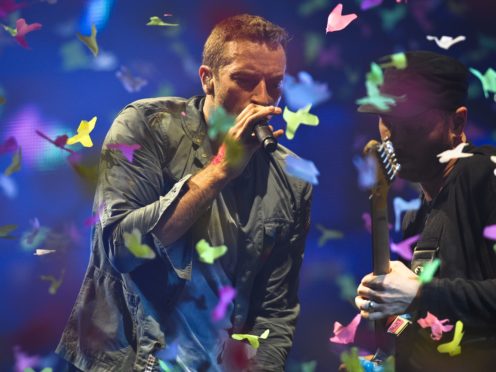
{"left": 396, "top": 144, "right": 496, "bottom": 371}
{"left": 55, "top": 96, "right": 312, "bottom": 371}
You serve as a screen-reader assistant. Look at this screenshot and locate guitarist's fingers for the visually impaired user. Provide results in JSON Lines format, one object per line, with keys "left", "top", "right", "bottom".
{"left": 360, "top": 273, "right": 386, "bottom": 290}
{"left": 356, "top": 285, "right": 382, "bottom": 302}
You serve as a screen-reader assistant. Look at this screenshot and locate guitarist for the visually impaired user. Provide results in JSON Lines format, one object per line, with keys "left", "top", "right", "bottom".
{"left": 355, "top": 51, "right": 496, "bottom": 371}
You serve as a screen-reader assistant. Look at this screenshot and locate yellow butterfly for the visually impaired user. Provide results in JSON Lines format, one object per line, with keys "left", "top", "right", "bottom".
{"left": 195, "top": 239, "right": 227, "bottom": 264}
{"left": 437, "top": 320, "right": 464, "bottom": 356}
{"left": 231, "top": 329, "right": 270, "bottom": 349}
{"left": 123, "top": 228, "right": 156, "bottom": 259}
{"left": 67, "top": 116, "right": 97, "bottom": 147}
{"left": 77, "top": 24, "right": 99, "bottom": 56}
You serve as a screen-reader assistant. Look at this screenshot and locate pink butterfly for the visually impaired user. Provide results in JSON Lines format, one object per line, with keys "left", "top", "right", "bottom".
{"left": 0, "top": 136, "right": 18, "bottom": 155}
{"left": 390, "top": 234, "right": 420, "bottom": 261}
{"left": 326, "top": 4, "right": 357, "bottom": 33}
{"left": 14, "top": 18, "right": 42, "bottom": 48}
{"left": 212, "top": 285, "right": 237, "bottom": 321}
{"left": 329, "top": 313, "right": 361, "bottom": 344}
{"left": 417, "top": 312, "right": 454, "bottom": 341}
{"left": 107, "top": 143, "right": 141, "bottom": 162}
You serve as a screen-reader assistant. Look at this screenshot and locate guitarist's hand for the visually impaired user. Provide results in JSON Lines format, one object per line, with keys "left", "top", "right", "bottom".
{"left": 355, "top": 261, "right": 421, "bottom": 320}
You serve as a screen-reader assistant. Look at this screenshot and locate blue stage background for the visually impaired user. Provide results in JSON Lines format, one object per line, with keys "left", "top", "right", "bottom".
{"left": 1, "top": 0, "right": 495, "bottom": 370}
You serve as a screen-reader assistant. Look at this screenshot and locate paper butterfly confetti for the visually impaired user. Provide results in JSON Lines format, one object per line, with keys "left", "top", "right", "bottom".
{"left": 123, "top": 228, "right": 156, "bottom": 259}
{"left": 77, "top": 23, "right": 99, "bottom": 56}
{"left": 366, "top": 62, "right": 384, "bottom": 86}
{"left": 336, "top": 274, "right": 358, "bottom": 302}
{"left": 40, "top": 269, "right": 65, "bottom": 295}
{"left": 379, "top": 52, "right": 407, "bottom": 70}
{"left": 426, "top": 35, "right": 466, "bottom": 50}
{"left": 326, "top": 4, "right": 357, "bottom": 33}
{"left": 282, "top": 71, "right": 331, "bottom": 110}
{"left": 437, "top": 320, "right": 464, "bottom": 356}
{"left": 34, "top": 249, "right": 56, "bottom": 256}
{"left": 0, "top": 224, "right": 17, "bottom": 238}
{"left": 340, "top": 347, "right": 364, "bottom": 372}
{"left": 13, "top": 345, "right": 40, "bottom": 372}
{"left": 207, "top": 106, "right": 235, "bottom": 140}
{"left": 195, "top": 239, "right": 227, "bottom": 264}
{"left": 469, "top": 67, "right": 496, "bottom": 101}
{"left": 84, "top": 202, "right": 105, "bottom": 227}
{"left": 352, "top": 154, "right": 377, "bottom": 190}
{"left": 283, "top": 104, "right": 319, "bottom": 140}
{"left": 231, "top": 329, "right": 270, "bottom": 349}
{"left": 361, "top": 0, "right": 383, "bottom": 11}
{"left": 212, "top": 285, "right": 237, "bottom": 321}
{"left": 107, "top": 143, "right": 142, "bottom": 162}
{"left": 379, "top": 6, "right": 407, "bottom": 32}
{"left": 316, "top": 224, "right": 343, "bottom": 247}
{"left": 437, "top": 143, "right": 473, "bottom": 163}
{"left": 390, "top": 235, "right": 420, "bottom": 261}
{"left": 10, "top": 18, "right": 42, "bottom": 48}
{"left": 116, "top": 66, "right": 148, "bottom": 93}
{"left": 4, "top": 147, "right": 22, "bottom": 176}
{"left": 66, "top": 116, "right": 97, "bottom": 147}
{"left": 147, "top": 16, "right": 178, "bottom": 27}
{"left": 393, "top": 196, "right": 421, "bottom": 232}
{"left": 330, "top": 313, "right": 361, "bottom": 344}
{"left": 284, "top": 154, "right": 320, "bottom": 185}
{"left": 483, "top": 224, "right": 496, "bottom": 240}
{"left": 417, "top": 311, "right": 454, "bottom": 341}
{"left": 418, "top": 258, "right": 440, "bottom": 284}
{"left": 0, "top": 174, "right": 17, "bottom": 199}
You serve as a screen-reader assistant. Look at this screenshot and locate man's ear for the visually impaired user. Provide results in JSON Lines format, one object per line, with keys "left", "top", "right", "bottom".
{"left": 452, "top": 106, "right": 467, "bottom": 135}
{"left": 199, "top": 65, "right": 214, "bottom": 95}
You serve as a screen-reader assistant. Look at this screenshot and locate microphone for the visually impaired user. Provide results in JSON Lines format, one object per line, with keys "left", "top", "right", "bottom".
{"left": 254, "top": 119, "right": 278, "bottom": 153}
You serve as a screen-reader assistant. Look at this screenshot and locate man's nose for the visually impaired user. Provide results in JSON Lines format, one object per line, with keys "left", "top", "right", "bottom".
{"left": 251, "top": 79, "right": 272, "bottom": 106}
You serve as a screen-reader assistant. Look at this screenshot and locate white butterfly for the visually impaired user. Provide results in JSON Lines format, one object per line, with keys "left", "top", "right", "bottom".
{"left": 426, "top": 35, "right": 466, "bottom": 50}
{"left": 437, "top": 143, "right": 473, "bottom": 163}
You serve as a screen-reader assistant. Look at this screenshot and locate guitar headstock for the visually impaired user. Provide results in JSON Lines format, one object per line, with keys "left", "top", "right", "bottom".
{"left": 363, "top": 138, "right": 401, "bottom": 207}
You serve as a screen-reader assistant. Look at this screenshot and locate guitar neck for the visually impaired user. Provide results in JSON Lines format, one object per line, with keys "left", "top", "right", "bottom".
{"left": 370, "top": 196, "right": 391, "bottom": 275}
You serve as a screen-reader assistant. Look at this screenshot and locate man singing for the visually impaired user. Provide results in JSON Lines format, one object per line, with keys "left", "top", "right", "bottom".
{"left": 355, "top": 51, "right": 496, "bottom": 371}
{"left": 56, "top": 14, "right": 312, "bottom": 371}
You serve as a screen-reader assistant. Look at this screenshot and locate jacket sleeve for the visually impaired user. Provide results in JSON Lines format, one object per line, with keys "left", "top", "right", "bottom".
{"left": 411, "top": 154, "right": 496, "bottom": 331}
{"left": 250, "top": 182, "right": 312, "bottom": 371}
{"left": 97, "top": 105, "right": 191, "bottom": 274}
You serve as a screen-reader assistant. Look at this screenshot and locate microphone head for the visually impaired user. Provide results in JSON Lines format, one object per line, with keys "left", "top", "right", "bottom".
{"left": 254, "top": 121, "right": 278, "bottom": 153}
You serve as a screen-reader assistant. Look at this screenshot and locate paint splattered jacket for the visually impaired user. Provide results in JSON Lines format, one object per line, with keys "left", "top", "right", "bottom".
{"left": 55, "top": 96, "right": 312, "bottom": 372}
{"left": 397, "top": 144, "right": 496, "bottom": 371}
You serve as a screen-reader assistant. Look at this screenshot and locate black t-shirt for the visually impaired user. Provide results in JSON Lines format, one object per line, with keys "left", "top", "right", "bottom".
{"left": 396, "top": 144, "right": 496, "bottom": 371}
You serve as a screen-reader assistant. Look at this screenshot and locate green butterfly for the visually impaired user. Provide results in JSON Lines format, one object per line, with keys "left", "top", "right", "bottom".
{"left": 147, "top": 16, "right": 179, "bottom": 27}
{"left": 418, "top": 258, "right": 441, "bottom": 284}
{"left": 283, "top": 104, "right": 319, "bottom": 140}
{"left": 195, "top": 239, "right": 227, "bottom": 264}
{"left": 123, "top": 228, "right": 156, "bottom": 259}
{"left": 231, "top": 329, "right": 270, "bottom": 349}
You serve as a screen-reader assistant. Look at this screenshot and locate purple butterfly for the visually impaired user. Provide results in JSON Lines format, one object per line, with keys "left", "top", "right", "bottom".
{"left": 107, "top": 143, "right": 141, "bottom": 162}
{"left": 390, "top": 235, "right": 420, "bottom": 260}
{"left": 212, "top": 285, "right": 236, "bottom": 321}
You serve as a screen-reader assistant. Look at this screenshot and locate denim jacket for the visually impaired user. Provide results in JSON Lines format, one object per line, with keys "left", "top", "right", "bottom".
{"left": 56, "top": 96, "right": 312, "bottom": 371}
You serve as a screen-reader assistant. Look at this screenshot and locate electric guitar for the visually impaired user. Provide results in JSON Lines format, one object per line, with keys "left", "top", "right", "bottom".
{"left": 363, "top": 138, "right": 401, "bottom": 362}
